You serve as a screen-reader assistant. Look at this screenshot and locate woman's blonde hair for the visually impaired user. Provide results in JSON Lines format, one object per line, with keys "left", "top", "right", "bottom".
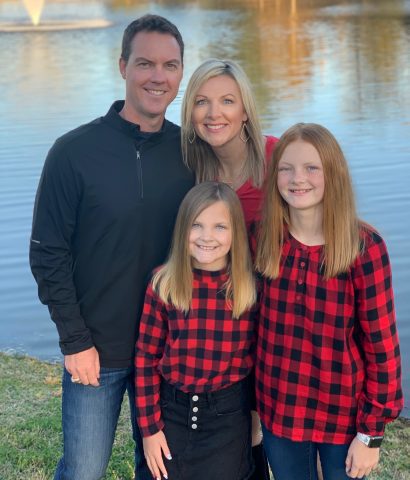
{"left": 181, "top": 59, "right": 266, "bottom": 188}
{"left": 153, "top": 182, "right": 256, "bottom": 317}
{"left": 256, "top": 123, "right": 361, "bottom": 279}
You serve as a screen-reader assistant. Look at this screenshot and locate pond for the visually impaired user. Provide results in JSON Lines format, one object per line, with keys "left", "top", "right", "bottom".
{"left": 0, "top": 0, "right": 409, "bottom": 415}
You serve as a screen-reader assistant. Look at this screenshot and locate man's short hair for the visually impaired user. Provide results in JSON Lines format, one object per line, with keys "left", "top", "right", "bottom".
{"left": 121, "top": 14, "right": 184, "bottom": 63}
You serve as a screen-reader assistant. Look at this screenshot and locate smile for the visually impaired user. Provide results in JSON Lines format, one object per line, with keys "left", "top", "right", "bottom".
{"left": 205, "top": 124, "right": 226, "bottom": 131}
{"left": 145, "top": 89, "right": 166, "bottom": 96}
{"left": 289, "top": 188, "right": 312, "bottom": 194}
{"left": 196, "top": 245, "right": 218, "bottom": 250}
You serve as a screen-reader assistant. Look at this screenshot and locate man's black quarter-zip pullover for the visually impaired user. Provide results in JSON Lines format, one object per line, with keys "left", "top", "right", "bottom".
{"left": 30, "top": 101, "right": 194, "bottom": 367}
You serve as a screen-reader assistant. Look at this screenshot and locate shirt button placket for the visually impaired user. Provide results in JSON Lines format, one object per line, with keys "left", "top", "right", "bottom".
{"left": 295, "top": 254, "right": 308, "bottom": 311}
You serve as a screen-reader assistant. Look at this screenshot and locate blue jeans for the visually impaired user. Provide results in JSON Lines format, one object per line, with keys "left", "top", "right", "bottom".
{"left": 54, "top": 366, "right": 151, "bottom": 480}
{"left": 262, "top": 424, "right": 362, "bottom": 480}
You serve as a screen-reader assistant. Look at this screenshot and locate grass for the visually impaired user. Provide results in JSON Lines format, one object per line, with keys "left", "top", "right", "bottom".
{"left": 0, "top": 353, "right": 134, "bottom": 479}
{"left": 0, "top": 352, "right": 409, "bottom": 479}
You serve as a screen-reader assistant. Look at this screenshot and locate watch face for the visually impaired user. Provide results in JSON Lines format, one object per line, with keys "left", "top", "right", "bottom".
{"left": 357, "top": 432, "right": 383, "bottom": 448}
{"left": 368, "top": 436, "right": 383, "bottom": 448}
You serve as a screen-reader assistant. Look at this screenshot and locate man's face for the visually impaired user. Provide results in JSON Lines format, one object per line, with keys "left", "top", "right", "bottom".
{"left": 119, "top": 31, "right": 183, "bottom": 129}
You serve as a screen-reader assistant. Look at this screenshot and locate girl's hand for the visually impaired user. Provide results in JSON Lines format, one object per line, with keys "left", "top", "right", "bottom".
{"left": 251, "top": 410, "right": 263, "bottom": 447}
{"left": 143, "top": 430, "right": 172, "bottom": 480}
{"left": 345, "top": 436, "right": 380, "bottom": 478}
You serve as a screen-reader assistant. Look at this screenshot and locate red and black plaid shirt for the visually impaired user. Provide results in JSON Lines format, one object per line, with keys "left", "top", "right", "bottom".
{"left": 135, "top": 268, "right": 257, "bottom": 437}
{"left": 256, "top": 227, "right": 403, "bottom": 444}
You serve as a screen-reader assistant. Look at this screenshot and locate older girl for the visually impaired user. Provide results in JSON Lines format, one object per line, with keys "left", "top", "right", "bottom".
{"left": 255, "top": 123, "right": 403, "bottom": 480}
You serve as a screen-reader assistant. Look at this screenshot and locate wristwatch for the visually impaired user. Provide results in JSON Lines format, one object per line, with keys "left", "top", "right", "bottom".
{"left": 356, "top": 432, "right": 383, "bottom": 448}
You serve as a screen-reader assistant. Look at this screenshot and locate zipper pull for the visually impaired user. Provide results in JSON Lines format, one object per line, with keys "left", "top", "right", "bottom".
{"left": 136, "top": 149, "right": 143, "bottom": 199}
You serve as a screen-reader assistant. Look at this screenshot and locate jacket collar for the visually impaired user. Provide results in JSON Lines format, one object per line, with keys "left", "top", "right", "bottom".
{"left": 104, "top": 100, "right": 171, "bottom": 140}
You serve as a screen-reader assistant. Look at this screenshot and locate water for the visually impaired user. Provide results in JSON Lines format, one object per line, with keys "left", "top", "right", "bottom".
{"left": 0, "top": 0, "right": 409, "bottom": 414}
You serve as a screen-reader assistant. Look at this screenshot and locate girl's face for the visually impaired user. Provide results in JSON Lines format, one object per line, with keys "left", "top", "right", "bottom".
{"left": 191, "top": 75, "right": 248, "bottom": 149}
{"left": 277, "top": 140, "right": 325, "bottom": 214}
{"left": 189, "top": 201, "right": 232, "bottom": 271}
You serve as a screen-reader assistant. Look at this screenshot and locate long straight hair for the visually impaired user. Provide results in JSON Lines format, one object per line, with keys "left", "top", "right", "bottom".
{"left": 181, "top": 59, "right": 266, "bottom": 188}
{"left": 256, "top": 123, "right": 361, "bottom": 279}
{"left": 153, "top": 182, "right": 256, "bottom": 317}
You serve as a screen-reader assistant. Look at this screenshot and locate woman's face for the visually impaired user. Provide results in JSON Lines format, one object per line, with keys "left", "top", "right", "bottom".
{"left": 191, "top": 75, "right": 248, "bottom": 150}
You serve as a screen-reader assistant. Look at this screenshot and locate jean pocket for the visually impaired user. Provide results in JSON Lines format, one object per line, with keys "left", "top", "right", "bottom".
{"left": 214, "top": 390, "right": 248, "bottom": 416}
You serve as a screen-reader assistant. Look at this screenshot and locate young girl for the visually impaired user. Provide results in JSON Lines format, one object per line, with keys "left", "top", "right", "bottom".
{"left": 255, "top": 123, "right": 403, "bottom": 480}
{"left": 135, "top": 181, "right": 258, "bottom": 480}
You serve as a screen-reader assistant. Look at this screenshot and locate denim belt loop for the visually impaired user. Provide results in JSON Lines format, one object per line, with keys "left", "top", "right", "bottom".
{"left": 171, "top": 383, "right": 177, "bottom": 403}
{"left": 206, "top": 390, "right": 217, "bottom": 411}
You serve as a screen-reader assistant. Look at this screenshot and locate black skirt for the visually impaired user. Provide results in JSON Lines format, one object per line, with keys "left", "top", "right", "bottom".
{"left": 160, "top": 378, "right": 254, "bottom": 480}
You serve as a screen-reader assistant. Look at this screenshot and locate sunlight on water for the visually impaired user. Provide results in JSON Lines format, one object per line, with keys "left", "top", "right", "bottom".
{"left": 0, "top": 0, "right": 409, "bottom": 412}
{"left": 22, "top": 0, "right": 44, "bottom": 25}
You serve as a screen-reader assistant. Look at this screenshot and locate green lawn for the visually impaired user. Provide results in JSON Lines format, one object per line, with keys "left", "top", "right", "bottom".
{"left": 0, "top": 352, "right": 408, "bottom": 479}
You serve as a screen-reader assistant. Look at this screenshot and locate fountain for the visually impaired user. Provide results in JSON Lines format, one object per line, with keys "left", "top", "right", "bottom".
{"left": 23, "top": 0, "right": 44, "bottom": 25}
{"left": 0, "top": 0, "right": 112, "bottom": 32}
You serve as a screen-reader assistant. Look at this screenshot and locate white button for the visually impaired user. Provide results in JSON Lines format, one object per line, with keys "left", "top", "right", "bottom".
{"left": 192, "top": 407, "right": 198, "bottom": 412}
{"left": 192, "top": 416, "right": 197, "bottom": 421}
{"left": 191, "top": 423, "right": 198, "bottom": 429}
{"left": 192, "top": 395, "right": 199, "bottom": 402}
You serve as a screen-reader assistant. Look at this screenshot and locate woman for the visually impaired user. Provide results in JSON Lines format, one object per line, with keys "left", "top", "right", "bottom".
{"left": 181, "top": 58, "right": 277, "bottom": 480}
{"left": 181, "top": 58, "right": 278, "bottom": 232}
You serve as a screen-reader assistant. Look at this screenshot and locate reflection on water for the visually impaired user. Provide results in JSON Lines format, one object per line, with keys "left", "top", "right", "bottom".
{"left": 0, "top": 0, "right": 409, "bottom": 412}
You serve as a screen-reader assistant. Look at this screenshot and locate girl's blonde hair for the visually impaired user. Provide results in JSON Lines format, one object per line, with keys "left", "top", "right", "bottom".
{"left": 153, "top": 182, "right": 256, "bottom": 317}
{"left": 256, "top": 123, "right": 361, "bottom": 279}
{"left": 181, "top": 59, "right": 265, "bottom": 188}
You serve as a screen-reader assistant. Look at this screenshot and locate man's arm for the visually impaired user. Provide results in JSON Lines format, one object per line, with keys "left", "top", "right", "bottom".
{"left": 30, "top": 140, "right": 99, "bottom": 384}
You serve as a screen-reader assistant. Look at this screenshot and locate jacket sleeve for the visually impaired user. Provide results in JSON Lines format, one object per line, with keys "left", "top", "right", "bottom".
{"left": 135, "top": 282, "right": 169, "bottom": 437}
{"left": 29, "top": 140, "right": 94, "bottom": 355}
{"left": 353, "top": 231, "right": 403, "bottom": 436}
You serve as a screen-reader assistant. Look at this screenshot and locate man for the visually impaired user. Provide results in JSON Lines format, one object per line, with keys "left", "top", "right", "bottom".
{"left": 30, "top": 14, "right": 193, "bottom": 480}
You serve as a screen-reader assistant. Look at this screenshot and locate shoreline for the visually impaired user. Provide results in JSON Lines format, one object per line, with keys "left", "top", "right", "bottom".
{"left": 2, "top": 346, "right": 410, "bottom": 419}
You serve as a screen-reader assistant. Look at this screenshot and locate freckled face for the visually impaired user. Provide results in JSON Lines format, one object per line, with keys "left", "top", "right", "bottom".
{"left": 191, "top": 75, "right": 248, "bottom": 149}
{"left": 189, "top": 201, "right": 232, "bottom": 271}
{"left": 277, "top": 140, "right": 325, "bottom": 214}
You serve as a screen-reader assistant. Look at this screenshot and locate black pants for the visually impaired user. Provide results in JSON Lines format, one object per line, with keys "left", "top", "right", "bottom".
{"left": 160, "top": 379, "right": 254, "bottom": 480}
{"left": 250, "top": 443, "right": 270, "bottom": 480}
